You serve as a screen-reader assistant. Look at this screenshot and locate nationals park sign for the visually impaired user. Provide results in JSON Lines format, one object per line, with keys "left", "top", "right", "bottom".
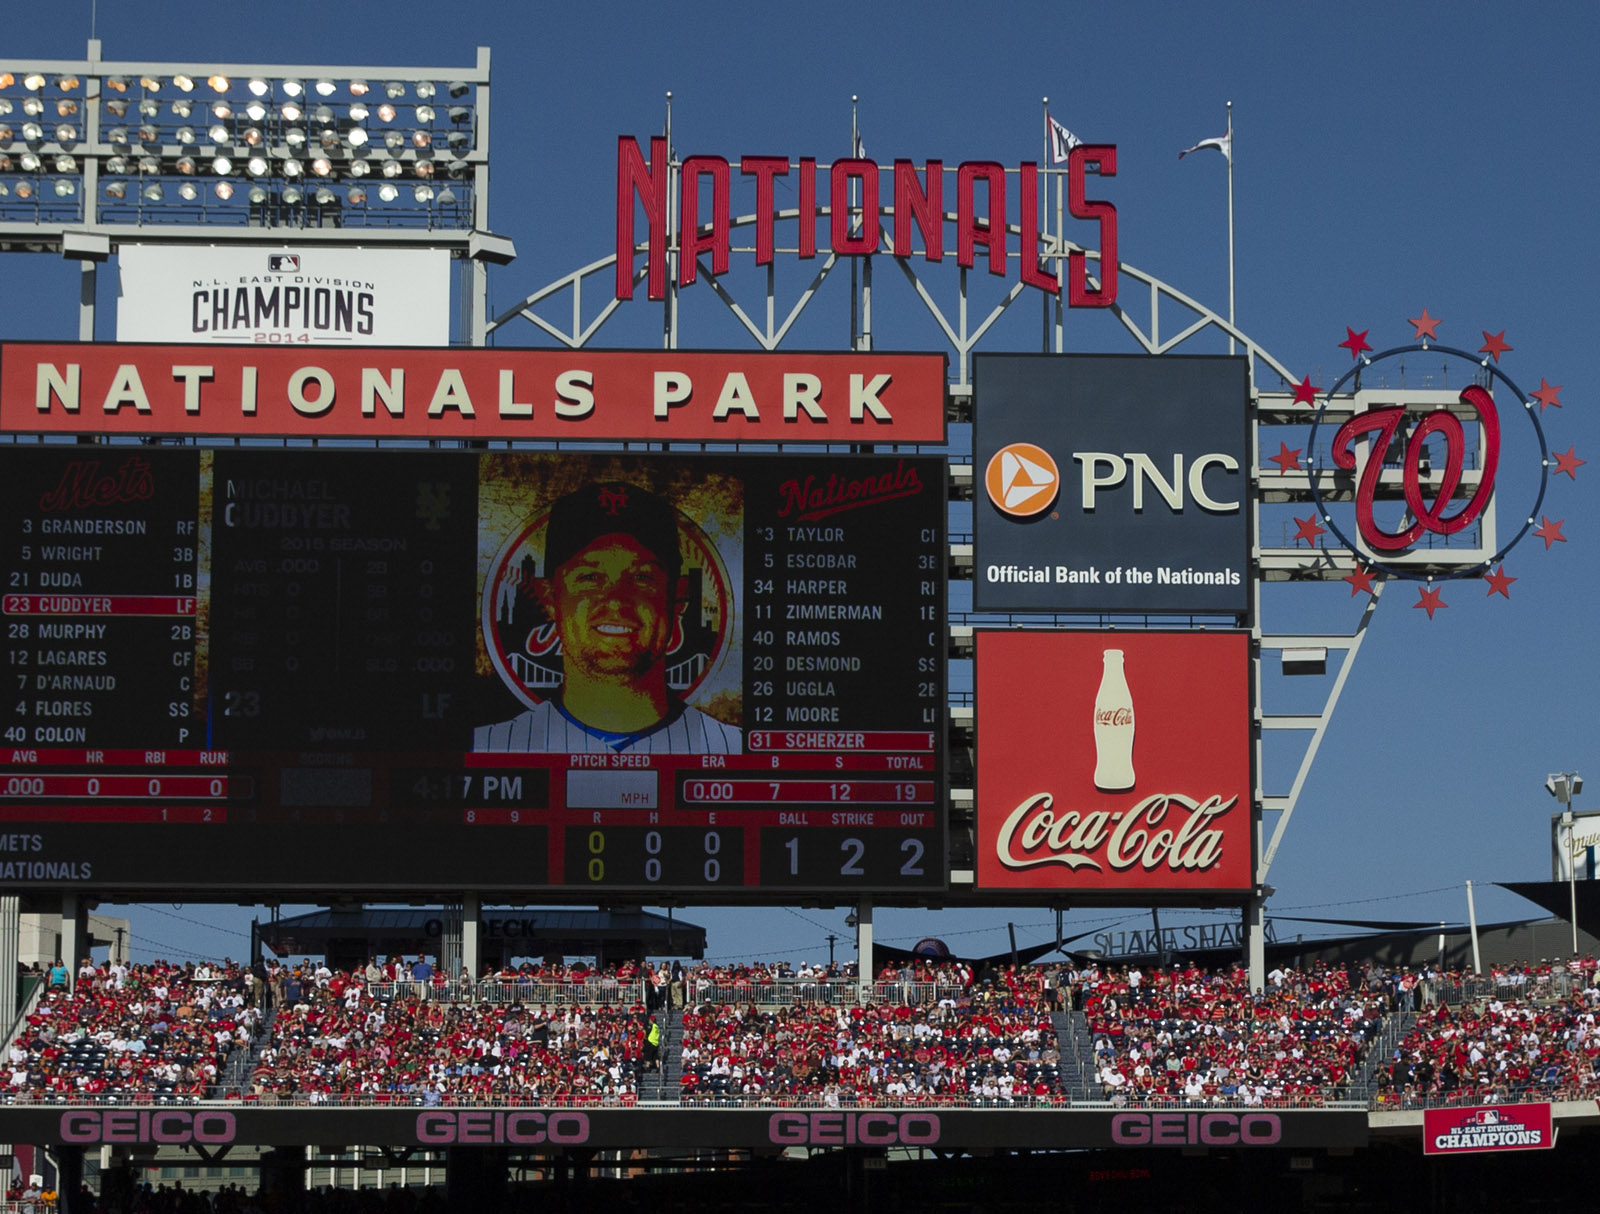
{"left": 0, "top": 345, "right": 946, "bottom": 442}
{"left": 616, "top": 137, "right": 1120, "bottom": 306}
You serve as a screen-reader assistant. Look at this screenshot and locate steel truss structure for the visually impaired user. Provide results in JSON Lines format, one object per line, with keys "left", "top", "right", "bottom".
{"left": 488, "top": 168, "right": 1446, "bottom": 987}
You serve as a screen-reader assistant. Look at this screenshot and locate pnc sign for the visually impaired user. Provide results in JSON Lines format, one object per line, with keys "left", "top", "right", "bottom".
{"left": 973, "top": 354, "right": 1251, "bottom": 615}
{"left": 616, "top": 137, "right": 1118, "bottom": 304}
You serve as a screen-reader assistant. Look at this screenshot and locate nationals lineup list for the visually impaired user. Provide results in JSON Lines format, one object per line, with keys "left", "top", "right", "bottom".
{"left": 0, "top": 448, "right": 945, "bottom": 895}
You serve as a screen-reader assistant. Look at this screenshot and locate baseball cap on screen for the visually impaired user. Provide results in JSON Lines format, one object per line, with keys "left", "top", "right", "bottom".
{"left": 542, "top": 482, "right": 683, "bottom": 580}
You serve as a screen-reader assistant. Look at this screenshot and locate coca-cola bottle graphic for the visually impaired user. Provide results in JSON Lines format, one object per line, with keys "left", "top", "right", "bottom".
{"left": 1093, "top": 648, "right": 1135, "bottom": 791}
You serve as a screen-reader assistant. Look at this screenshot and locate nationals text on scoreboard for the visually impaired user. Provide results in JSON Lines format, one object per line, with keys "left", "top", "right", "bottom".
{"left": 0, "top": 448, "right": 945, "bottom": 896}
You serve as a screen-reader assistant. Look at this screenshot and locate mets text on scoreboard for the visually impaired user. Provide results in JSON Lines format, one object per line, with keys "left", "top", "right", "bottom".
{"left": 0, "top": 345, "right": 948, "bottom": 442}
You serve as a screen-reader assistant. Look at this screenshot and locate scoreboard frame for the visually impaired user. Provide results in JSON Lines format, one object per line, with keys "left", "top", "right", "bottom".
{"left": 0, "top": 446, "right": 948, "bottom": 900}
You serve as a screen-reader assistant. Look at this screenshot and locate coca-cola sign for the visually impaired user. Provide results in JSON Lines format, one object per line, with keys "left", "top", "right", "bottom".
{"left": 975, "top": 630, "right": 1252, "bottom": 892}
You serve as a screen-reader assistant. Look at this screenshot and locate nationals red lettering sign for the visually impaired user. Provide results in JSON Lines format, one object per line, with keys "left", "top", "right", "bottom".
{"left": 975, "top": 630, "right": 1252, "bottom": 892}
{"left": 0, "top": 344, "right": 946, "bottom": 442}
{"left": 616, "top": 137, "right": 1118, "bottom": 305}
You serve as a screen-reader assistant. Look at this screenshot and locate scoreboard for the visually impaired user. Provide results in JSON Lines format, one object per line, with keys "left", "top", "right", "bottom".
{"left": 0, "top": 447, "right": 946, "bottom": 897}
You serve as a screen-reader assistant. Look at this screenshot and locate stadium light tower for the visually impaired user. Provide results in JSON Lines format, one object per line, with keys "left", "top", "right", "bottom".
{"left": 0, "top": 41, "right": 510, "bottom": 343}
{"left": 1547, "top": 771, "right": 1585, "bottom": 954}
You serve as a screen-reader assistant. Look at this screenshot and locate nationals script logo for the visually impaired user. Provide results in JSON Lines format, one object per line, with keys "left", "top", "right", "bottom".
{"left": 776, "top": 459, "right": 922, "bottom": 522}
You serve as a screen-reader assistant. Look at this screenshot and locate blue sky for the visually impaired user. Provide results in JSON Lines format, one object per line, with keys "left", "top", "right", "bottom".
{"left": 4, "top": 1, "right": 1597, "bottom": 966}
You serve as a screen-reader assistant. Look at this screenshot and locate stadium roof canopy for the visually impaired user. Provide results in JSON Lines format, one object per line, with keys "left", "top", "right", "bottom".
{"left": 257, "top": 906, "right": 706, "bottom": 964}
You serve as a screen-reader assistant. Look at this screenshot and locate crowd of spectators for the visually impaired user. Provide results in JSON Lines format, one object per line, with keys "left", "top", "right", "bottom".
{"left": 1067, "top": 961, "right": 1382, "bottom": 1106}
{"left": 1377, "top": 985, "right": 1600, "bottom": 1107}
{"left": 7, "top": 958, "right": 260, "bottom": 1103}
{"left": 13, "top": 951, "right": 1600, "bottom": 1110}
{"left": 248, "top": 983, "right": 654, "bottom": 1103}
{"left": 676, "top": 965, "right": 1059, "bottom": 1104}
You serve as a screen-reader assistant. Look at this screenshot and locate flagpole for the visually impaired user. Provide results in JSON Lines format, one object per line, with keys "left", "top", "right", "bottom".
{"left": 1041, "top": 97, "right": 1051, "bottom": 353}
{"left": 1226, "top": 101, "right": 1235, "bottom": 355}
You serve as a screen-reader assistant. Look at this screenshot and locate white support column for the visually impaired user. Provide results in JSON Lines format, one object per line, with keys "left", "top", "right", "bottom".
{"left": 78, "top": 261, "right": 97, "bottom": 341}
{"left": 60, "top": 894, "right": 86, "bottom": 990}
{"left": 1243, "top": 894, "right": 1267, "bottom": 994}
{"left": 461, "top": 894, "right": 481, "bottom": 983}
{"left": 0, "top": 896, "right": 18, "bottom": 1028}
{"left": 855, "top": 898, "right": 873, "bottom": 1003}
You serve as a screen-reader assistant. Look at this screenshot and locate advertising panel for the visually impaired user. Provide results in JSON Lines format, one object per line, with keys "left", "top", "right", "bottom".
{"left": 972, "top": 354, "right": 1250, "bottom": 615}
{"left": 0, "top": 344, "right": 947, "bottom": 443}
{"left": 0, "top": 449, "right": 944, "bottom": 895}
{"left": 1422, "top": 1104, "right": 1554, "bottom": 1156}
{"left": 1551, "top": 809, "right": 1600, "bottom": 881}
{"left": 0, "top": 1104, "right": 1371, "bottom": 1152}
{"left": 115, "top": 245, "right": 451, "bottom": 347}
{"left": 975, "top": 630, "right": 1252, "bottom": 894}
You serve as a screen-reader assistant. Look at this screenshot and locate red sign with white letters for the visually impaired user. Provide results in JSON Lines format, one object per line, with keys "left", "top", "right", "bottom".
{"left": 975, "top": 630, "right": 1252, "bottom": 892}
{"left": 0, "top": 344, "right": 946, "bottom": 441}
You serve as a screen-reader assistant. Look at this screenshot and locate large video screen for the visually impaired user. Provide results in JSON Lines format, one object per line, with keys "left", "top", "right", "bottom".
{"left": 0, "top": 448, "right": 946, "bottom": 896}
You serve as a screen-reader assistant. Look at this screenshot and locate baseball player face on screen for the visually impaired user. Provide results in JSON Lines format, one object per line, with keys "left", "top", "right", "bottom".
{"left": 476, "top": 482, "right": 742, "bottom": 754}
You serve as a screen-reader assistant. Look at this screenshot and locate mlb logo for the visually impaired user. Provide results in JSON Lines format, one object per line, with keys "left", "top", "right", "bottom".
{"left": 268, "top": 254, "right": 300, "bottom": 272}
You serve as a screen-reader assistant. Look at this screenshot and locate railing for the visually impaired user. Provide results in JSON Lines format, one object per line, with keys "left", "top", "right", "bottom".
{"left": 0, "top": 1089, "right": 1369, "bottom": 1112}
{"left": 344, "top": 978, "right": 969, "bottom": 1009}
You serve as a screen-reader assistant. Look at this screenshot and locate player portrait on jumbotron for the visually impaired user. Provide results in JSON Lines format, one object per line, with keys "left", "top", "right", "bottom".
{"left": 474, "top": 455, "right": 742, "bottom": 753}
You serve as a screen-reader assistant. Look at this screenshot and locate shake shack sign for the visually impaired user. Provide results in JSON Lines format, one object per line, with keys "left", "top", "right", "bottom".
{"left": 116, "top": 245, "right": 451, "bottom": 347}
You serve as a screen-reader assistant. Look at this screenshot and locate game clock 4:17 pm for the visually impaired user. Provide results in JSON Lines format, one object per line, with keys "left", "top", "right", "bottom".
{"left": 0, "top": 449, "right": 946, "bottom": 896}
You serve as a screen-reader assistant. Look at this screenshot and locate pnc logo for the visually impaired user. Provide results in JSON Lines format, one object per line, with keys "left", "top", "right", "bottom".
{"left": 985, "top": 442, "right": 1060, "bottom": 517}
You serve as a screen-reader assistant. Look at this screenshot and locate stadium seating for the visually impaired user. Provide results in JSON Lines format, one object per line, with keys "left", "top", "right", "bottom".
{"left": 8, "top": 956, "right": 1599, "bottom": 1109}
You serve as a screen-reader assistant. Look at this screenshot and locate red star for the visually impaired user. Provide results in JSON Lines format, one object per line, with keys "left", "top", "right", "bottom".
{"left": 1291, "top": 375, "right": 1320, "bottom": 406}
{"left": 1267, "top": 442, "right": 1303, "bottom": 473}
{"left": 1483, "top": 565, "right": 1516, "bottom": 598}
{"left": 1478, "top": 330, "right": 1512, "bottom": 362}
{"left": 1293, "top": 515, "right": 1327, "bottom": 545}
{"left": 1407, "top": 308, "right": 1441, "bottom": 341}
{"left": 1414, "top": 585, "right": 1447, "bottom": 619}
{"left": 1553, "top": 446, "right": 1585, "bottom": 480}
{"left": 1533, "top": 516, "right": 1567, "bottom": 549}
{"left": 1532, "top": 379, "right": 1563, "bottom": 412}
{"left": 1343, "top": 566, "right": 1377, "bottom": 596}
{"left": 1339, "top": 328, "right": 1372, "bottom": 360}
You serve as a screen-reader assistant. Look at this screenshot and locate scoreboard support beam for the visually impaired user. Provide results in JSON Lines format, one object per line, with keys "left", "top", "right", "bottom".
{"left": 1244, "top": 893, "right": 1268, "bottom": 994}
{"left": 461, "top": 893, "right": 481, "bottom": 983}
{"left": 60, "top": 894, "right": 87, "bottom": 991}
{"left": 0, "top": 896, "right": 16, "bottom": 1034}
{"left": 854, "top": 898, "right": 874, "bottom": 1001}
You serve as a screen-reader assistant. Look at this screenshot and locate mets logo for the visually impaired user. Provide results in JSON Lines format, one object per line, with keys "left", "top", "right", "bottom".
{"left": 481, "top": 496, "right": 735, "bottom": 710}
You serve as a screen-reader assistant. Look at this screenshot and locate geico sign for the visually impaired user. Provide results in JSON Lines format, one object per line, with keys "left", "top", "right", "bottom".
{"left": 60, "top": 1110, "right": 236, "bottom": 1144}
{"left": 415, "top": 1110, "right": 590, "bottom": 1144}
{"left": 1111, "top": 1111, "right": 1281, "bottom": 1146}
{"left": 1076, "top": 452, "right": 1240, "bottom": 512}
{"left": 768, "top": 1111, "right": 941, "bottom": 1146}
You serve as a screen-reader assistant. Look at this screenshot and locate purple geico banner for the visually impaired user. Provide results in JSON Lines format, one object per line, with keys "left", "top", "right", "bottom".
{"left": 0, "top": 1106, "right": 1370, "bottom": 1152}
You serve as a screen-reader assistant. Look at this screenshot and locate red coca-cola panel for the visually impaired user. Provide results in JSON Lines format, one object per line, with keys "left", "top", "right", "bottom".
{"left": 974, "top": 630, "right": 1252, "bottom": 893}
